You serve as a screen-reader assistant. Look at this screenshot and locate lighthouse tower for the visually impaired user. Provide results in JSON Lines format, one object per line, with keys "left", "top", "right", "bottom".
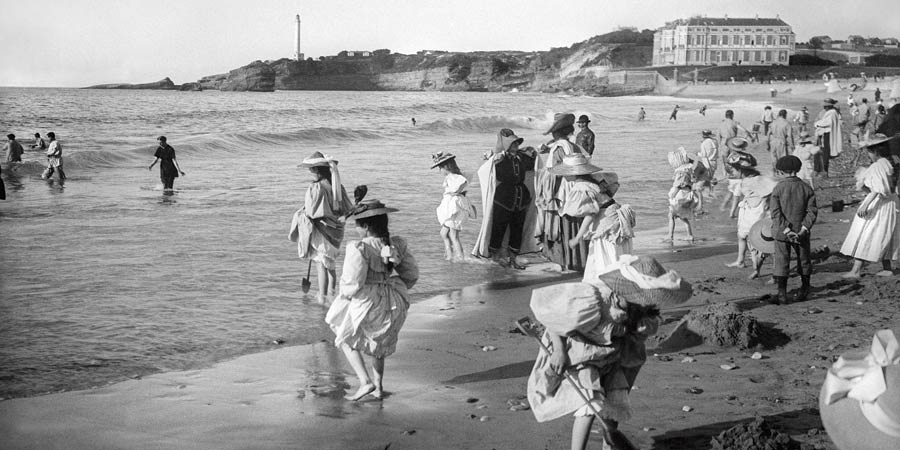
{"left": 293, "top": 14, "right": 304, "bottom": 61}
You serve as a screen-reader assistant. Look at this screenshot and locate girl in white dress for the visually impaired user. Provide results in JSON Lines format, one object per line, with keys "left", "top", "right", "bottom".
{"left": 792, "top": 131, "right": 821, "bottom": 188}
{"left": 325, "top": 200, "right": 419, "bottom": 401}
{"left": 726, "top": 151, "right": 777, "bottom": 277}
{"left": 840, "top": 135, "right": 900, "bottom": 278}
{"left": 431, "top": 152, "right": 475, "bottom": 261}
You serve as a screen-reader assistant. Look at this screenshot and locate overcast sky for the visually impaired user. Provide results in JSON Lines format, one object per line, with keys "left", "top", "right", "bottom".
{"left": 2, "top": 0, "right": 897, "bottom": 87}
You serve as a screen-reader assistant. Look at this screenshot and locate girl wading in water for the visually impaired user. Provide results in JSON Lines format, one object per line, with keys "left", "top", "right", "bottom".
{"left": 325, "top": 200, "right": 419, "bottom": 401}
{"left": 431, "top": 151, "right": 475, "bottom": 261}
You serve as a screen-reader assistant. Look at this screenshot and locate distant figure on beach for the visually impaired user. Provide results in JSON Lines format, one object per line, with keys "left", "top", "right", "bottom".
{"left": 874, "top": 87, "right": 881, "bottom": 103}
{"left": 793, "top": 106, "right": 810, "bottom": 133}
{"left": 669, "top": 105, "right": 679, "bottom": 121}
{"left": 324, "top": 200, "right": 419, "bottom": 401}
{"left": 574, "top": 115, "right": 595, "bottom": 156}
{"left": 726, "top": 152, "right": 776, "bottom": 279}
{"left": 793, "top": 131, "right": 821, "bottom": 189}
{"left": 872, "top": 103, "right": 886, "bottom": 137}
{"left": 761, "top": 106, "right": 774, "bottom": 135}
{"left": 536, "top": 113, "right": 589, "bottom": 271}
{"left": 699, "top": 105, "right": 707, "bottom": 116}
{"left": 31, "top": 132, "right": 46, "bottom": 151}
{"left": 769, "top": 155, "right": 818, "bottom": 304}
{"left": 472, "top": 129, "right": 536, "bottom": 269}
{"left": 814, "top": 98, "right": 843, "bottom": 177}
{"left": 148, "top": 136, "right": 185, "bottom": 191}
{"left": 527, "top": 255, "right": 691, "bottom": 450}
{"left": 666, "top": 147, "right": 696, "bottom": 242}
{"left": 637, "top": 107, "right": 646, "bottom": 121}
{"left": 4, "top": 134, "right": 24, "bottom": 163}
{"left": 430, "top": 152, "right": 475, "bottom": 261}
{"left": 768, "top": 109, "right": 794, "bottom": 169}
{"left": 839, "top": 134, "right": 900, "bottom": 279}
{"left": 42, "top": 132, "right": 66, "bottom": 180}
{"left": 411, "top": 117, "right": 416, "bottom": 126}
{"left": 294, "top": 151, "right": 351, "bottom": 304}
{"left": 854, "top": 98, "right": 871, "bottom": 149}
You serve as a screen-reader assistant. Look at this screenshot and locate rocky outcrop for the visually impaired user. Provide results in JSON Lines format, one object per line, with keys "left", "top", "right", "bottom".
{"left": 217, "top": 61, "right": 276, "bottom": 92}
{"left": 86, "top": 77, "right": 177, "bottom": 90}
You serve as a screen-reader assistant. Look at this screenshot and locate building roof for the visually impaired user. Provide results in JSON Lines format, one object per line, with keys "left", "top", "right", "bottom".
{"left": 680, "top": 17, "right": 790, "bottom": 27}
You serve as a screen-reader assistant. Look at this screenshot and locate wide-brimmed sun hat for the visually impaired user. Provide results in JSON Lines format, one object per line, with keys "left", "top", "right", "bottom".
{"left": 728, "top": 150, "right": 758, "bottom": 171}
{"left": 549, "top": 153, "right": 602, "bottom": 176}
{"left": 595, "top": 255, "right": 692, "bottom": 307}
{"left": 344, "top": 199, "right": 398, "bottom": 221}
{"left": 544, "top": 113, "right": 576, "bottom": 135}
{"left": 726, "top": 137, "right": 750, "bottom": 150}
{"left": 668, "top": 146, "right": 691, "bottom": 169}
{"left": 859, "top": 133, "right": 900, "bottom": 150}
{"left": 431, "top": 151, "right": 457, "bottom": 169}
{"left": 799, "top": 131, "right": 813, "bottom": 144}
{"left": 701, "top": 129, "right": 714, "bottom": 138}
{"left": 495, "top": 128, "right": 524, "bottom": 153}
{"left": 297, "top": 151, "right": 336, "bottom": 169}
{"left": 747, "top": 217, "right": 775, "bottom": 254}
{"left": 819, "top": 329, "right": 900, "bottom": 450}
{"left": 824, "top": 98, "right": 838, "bottom": 105}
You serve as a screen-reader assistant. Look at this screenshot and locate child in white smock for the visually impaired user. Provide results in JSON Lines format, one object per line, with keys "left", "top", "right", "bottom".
{"left": 432, "top": 152, "right": 475, "bottom": 261}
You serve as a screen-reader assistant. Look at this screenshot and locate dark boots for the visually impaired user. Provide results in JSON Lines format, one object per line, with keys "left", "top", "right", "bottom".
{"left": 772, "top": 276, "right": 789, "bottom": 305}
{"left": 794, "top": 275, "right": 811, "bottom": 302}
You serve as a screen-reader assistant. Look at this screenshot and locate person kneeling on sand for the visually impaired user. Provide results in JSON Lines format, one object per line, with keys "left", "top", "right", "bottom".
{"left": 769, "top": 155, "right": 818, "bottom": 304}
{"left": 527, "top": 255, "right": 692, "bottom": 450}
{"left": 325, "top": 200, "right": 419, "bottom": 401}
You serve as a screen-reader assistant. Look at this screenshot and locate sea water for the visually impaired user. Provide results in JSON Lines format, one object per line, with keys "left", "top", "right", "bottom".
{"left": 0, "top": 88, "right": 748, "bottom": 398}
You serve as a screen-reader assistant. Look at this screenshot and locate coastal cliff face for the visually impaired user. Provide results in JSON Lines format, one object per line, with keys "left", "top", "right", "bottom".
{"left": 217, "top": 61, "right": 276, "bottom": 92}
{"left": 86, "top": 77, "right": 177, "bottom": 90}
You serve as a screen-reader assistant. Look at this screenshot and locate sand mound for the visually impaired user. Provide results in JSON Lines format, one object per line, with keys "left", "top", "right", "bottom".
{"left": 710, "top": 417, "right": 801, "bottom": 450}
{"left": 684, "top": 303, "right": 761, "bottom": 349}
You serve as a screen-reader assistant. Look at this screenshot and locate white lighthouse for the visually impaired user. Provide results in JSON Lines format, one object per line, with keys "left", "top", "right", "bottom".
{"left": 294, "top": 14, "right": 304, "bottom": 61}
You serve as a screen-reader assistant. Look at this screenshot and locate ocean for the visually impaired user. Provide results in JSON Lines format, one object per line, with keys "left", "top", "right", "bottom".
{"left": 0, "top": 87, "right": 750, "bottom": 398}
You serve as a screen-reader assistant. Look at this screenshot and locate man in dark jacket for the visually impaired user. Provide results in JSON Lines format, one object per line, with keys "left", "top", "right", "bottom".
{"left": 769, "top": 155, "right": 818, "bottom": 304}
{"left": 575, "top": 115, "right": 595, "bottom": 156}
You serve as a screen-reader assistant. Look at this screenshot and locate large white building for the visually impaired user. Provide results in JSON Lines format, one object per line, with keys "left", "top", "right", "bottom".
{"left": 653, "top": 16, "right": 795, "bottom": 66}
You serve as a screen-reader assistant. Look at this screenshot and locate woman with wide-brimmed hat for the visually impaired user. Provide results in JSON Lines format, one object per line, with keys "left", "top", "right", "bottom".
{"left": 550, "top": 153, "right": 625, "bottom": 279}
{"left": 472, "top": 128, "right": 538, "bottom": 268}
{"left": 534, "top": 113, "right": 591, "bottom": 271}
{"left": 324, "top": 199, "right": 419, "bottom": 401}
{"left": 839, "top": 134, "right": 900, "bottom": 279}
{"left": 527, "top": 254, "right": 692, "bottom": 450}
{"left": 725, "top": 151, "right": 777, "bottom": 277}
{"left": 292, "top": 151, "right": 352, "bottom": 303}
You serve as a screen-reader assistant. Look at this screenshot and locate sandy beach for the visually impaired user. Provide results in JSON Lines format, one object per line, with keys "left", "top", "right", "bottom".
{"left": 2, "top": 81, "right": 898, "bottom": 450}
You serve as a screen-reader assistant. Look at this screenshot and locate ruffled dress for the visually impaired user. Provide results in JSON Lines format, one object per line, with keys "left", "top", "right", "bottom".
{"left": 736, "top": 175, "right": 777, "bottom": 238}
{"left": 436, "top": 173, "right": 475, "bottom": 230}
{"left": 583, "top": 205, "right": 635, "bottom": 282}
{"left": 527, "top": 281, "right": 659, "bottom": 423}
{"left": 840, "top": 158, "right": 900, "bottom": 262}
{"left": 668, "top": 165, "right": 697, "bottom": 219}
{"left": 325, "top": 236, "right": 419, "bottom": 358}
{"left": 558, "top": 179, "right": 624, "bottom": 281}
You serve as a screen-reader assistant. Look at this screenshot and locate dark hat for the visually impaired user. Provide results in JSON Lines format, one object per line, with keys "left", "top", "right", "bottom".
{"left": 801, "top": 106, "right": 808, "bottom": 110}
{"left": 747, "top": 217, "right": 775, "bottom": 254}
{"left": 824, "top": 98, "right": 838, "bottom": 105}
{"left": 726, "top": 136, "right": 749, "bottom": 150}
{"left": 576, "top": 114, "right": 591, "bottom": 124}
{"left": 345, "top": 199, "right": 398, "bottom": 221}
{"left": 701, "top": 130, "right": 714, "bottom": 138}
{"left": 157, "top": 136, "right": 167, "bottom": 143}
{"left": 495, "top": 128, "right": 524, "bottom": 153}
{"left": 728, "top": 151, "right": 758, "bottom": 171}
{"left": 596, "top": 255, "right": 693, "bottom": 307}
{"left": 430, "top": 151, "right": 457, "bottom": 169}
{"left": 6, "top": 134, "right": 14, "bottom": 140}
{"left": 297, "top": 151, "right": 335, "bottom": 169}
{"left": 544, "top": 113, "right": 576, "bottom": 135}
{"left": 776, "top": 155, "right": 802, "bottom": 173}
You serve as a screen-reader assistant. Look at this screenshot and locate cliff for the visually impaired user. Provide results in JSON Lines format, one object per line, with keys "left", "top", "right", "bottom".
{"left": 86, "top": 77, "right": 177, "bottom": 90}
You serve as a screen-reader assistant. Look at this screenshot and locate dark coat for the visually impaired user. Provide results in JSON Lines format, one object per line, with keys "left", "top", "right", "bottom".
{"left": 769, "top": 176, "right": 817, "bottom": 241}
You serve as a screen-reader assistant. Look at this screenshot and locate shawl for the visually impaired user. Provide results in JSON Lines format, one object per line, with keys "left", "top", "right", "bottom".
{"left": 815, "top": 109, "right": 843, "bottom": 157}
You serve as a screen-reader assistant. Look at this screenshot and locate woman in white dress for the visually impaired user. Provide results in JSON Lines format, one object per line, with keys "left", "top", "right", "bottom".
{"left": 325, "top": 200, "right": 419, "bottom": 401}
{"left": 431, "top": 152, "right": 475, "bottom": 261}
{"left": 840, "top": 134, "right": 900, "bottom": 278}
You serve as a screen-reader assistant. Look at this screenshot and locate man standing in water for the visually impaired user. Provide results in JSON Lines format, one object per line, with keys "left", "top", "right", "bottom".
{"left": 4, "top": 134, "right": 25, "bottom": 163}
{"left": 149, "top": 136, "right": 185, "bottom": 191}
{"left": 669, "top": 105, "right": 680, "bottom": 121}
{"left": 574, "top": 115, "right": 595, "bottom": 156}
{"left": 43, "top": 132, "right": 66, "bottom": 180}
{"left": 637, "top": 107, "right": 646, "bottom": 121}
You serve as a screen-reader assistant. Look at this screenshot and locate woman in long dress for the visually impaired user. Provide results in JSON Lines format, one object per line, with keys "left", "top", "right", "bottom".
{"left": 535, "top": 113, "right": 589, "bottom": 271}
{"left": 325, "top": 200, "right": 419, "bottom": 401}
{"left": 840, "top": 134, "right": 900, "bottom": 278}
{"left": 295, "top": 151, "right": 351, "bottom": 303}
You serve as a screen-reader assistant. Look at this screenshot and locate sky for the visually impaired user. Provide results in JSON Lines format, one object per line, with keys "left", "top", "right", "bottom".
{"left": 2, "top": 0, "right": 898, "bottom": 87}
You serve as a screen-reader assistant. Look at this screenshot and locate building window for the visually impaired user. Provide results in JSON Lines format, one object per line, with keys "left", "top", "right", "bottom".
{"left": 710, "top": 35, "right": 718, "bottom": 45}
{"left": 732, "top": 50, "right": 739, "bottom": 61}
{"left": 780, "top": 36, "right": 788, "bottom": 45}
{"left": 745, "top": 35, "right": 752, "bottom": 45}
{"left": 779, "top": 51, "right": 787, "bottom": 62}
{"left": 766, "top": 35, "right": 774, "bottom": 46}
{"left": 756, "top": 35, "right": 763, "bottom": 45}
{"left": 743, "top": 50, "right": 750, "bottom": 61}
{"left": 695, "top": 50, "right": 701, "bottom": 61}
{"left": 754, "top": 50, "right": 761, "bottom": 61}
{"left": 765, "top": 51, "right": 772, "bottom": 62}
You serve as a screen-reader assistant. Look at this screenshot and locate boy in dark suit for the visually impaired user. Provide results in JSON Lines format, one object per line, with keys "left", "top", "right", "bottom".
{"left": 769, "top": 155, "right": 818, "bottom": 304}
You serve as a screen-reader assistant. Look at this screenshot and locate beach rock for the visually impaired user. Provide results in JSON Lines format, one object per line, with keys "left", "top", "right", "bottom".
{"left": 682, "top": 405, "right": 693, "bottom": 412}
{"left": 219, "top": 61, "right": 276, "bottom": 92}
{"left": 710, "top": 417, "right": 800, "bottom": 450}
{"left": 481, "top": 345, "right": 497, "bottom": 352}
{"left": 85, "top": 77, "right": 176, "bottom": 90}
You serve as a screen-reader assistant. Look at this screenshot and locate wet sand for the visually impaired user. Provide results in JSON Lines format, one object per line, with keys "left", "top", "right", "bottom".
{"left": 2, "top": 81, "right": 898, "bottom": 450}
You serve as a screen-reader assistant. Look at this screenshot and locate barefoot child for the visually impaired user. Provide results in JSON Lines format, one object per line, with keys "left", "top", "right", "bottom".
{"left": 325, "top": 200, "right": 419, "bottom": 401}
{"left": 726, "top": 152, "right": 777, "bottom": 273}
{"left": 527, "top": 255, "right": 692, "bottom": 450}
{"left": 431, "top": 152, "right": 475, "bottom": 261}
{"left": 666, "top": 147, "right": 696, "bottom": 242}
{"left": 769, "top": 155, "right": 818, "bottom": 304}
{"left": 720, "top": 137, "right": 750, "bottom": 218}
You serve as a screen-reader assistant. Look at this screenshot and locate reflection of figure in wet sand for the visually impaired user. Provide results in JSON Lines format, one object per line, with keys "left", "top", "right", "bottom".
{"left": 325, "top": 200, "right": 419, "bottom": 401}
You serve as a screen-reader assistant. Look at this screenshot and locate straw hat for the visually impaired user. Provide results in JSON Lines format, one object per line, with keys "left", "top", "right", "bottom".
{"left": 595, "top": 255, "right": 692, "bottom": 307}
{"left": 799, "top": 131, "right": 813, "bottom": 144}
{"left": 431, "top": 151, "right": 457, "bottom": 169}
{"left": 824, "top": 98, "right": 838, "bottom": 105}
{"left": 819, "top": 329, "right": 900, "bottom": 450}
{"left": 859, "top": 133, "right": 900, "bottom": 150}
{"left": 726, "top": 137, "right": 749, "bottom": 150}
{"left": 668, "top": 147, "right": 690, "bottom": 169}
{"left": 728, "top": 151, "right": 758, "bottom": 171}
{"left": 496, "top": 128, "right": 524, "bottom": 153}
{"left": 549, "top": 153, "right": 602, "bottom": 176}
{"left": 544, "top": 113, "right": 576, "bottom": 135}
{"left": 344, "top": 199, "right": 398, "bottom": 221}
{"left": 747, "top": 217, "right": 775, "bottom": 254}
{"left": 701, "top": 130, "right": 714, "bottom": 138}
{"left": 297, "top": 151, "right": 335, "bottom": 169}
